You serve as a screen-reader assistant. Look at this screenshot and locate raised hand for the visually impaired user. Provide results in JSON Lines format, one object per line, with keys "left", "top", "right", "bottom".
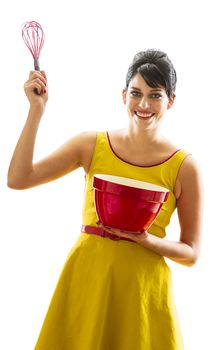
{"left": 24, "top": 70, "right": 48, "bottom": 112}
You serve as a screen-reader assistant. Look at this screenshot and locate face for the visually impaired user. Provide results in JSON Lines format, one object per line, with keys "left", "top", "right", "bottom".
{"left": 122, "top": 73, "right": 175, "bottom": 130}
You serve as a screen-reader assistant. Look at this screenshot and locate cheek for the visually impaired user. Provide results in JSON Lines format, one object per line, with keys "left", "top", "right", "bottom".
{"left": 125, "top": 99, "right": 133, "bottom": 109}
{"left": 125, "top": 101, "right": 136, "bottom": 115}
{"left": 157, "top": 101, "right": 167, "bottom": 110}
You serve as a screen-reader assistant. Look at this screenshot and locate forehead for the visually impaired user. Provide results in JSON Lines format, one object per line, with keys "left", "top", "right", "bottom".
{"left": 128, "top": 73, "right": 165, "bottom": 92}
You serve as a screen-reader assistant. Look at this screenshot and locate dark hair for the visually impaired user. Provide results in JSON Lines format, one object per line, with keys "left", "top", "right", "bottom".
{"left": 126, "top": 49, "right": 177, "bottom": 98}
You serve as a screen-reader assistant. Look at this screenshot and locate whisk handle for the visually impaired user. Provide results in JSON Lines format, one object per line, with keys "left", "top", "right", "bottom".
{"left": 33, "top": 59, "right": 41, "bottom": 94}
{"left": 34, "top": 59, "right": 40, "bottom": 71}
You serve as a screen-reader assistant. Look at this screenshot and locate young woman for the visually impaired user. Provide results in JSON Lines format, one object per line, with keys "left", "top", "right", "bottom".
{"left": 8, "top": 49, "right": 203, "bottom": 349}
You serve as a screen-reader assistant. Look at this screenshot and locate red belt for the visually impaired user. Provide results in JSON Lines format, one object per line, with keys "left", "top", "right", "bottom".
{"left": 81, "top": 225, "right": 135, "bottom": 243}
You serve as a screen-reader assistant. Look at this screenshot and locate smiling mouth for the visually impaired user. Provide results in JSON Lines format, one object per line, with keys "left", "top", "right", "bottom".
{"left": 135, "top": 111, "right": 155, "bottom": 119}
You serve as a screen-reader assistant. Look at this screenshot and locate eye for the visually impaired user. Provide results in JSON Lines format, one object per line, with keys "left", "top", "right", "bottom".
{"left": 130, "top": 90, "right": 141, "bottom": 97}
{"left": 150, "top": 93, "right": 162, "bottom": 99}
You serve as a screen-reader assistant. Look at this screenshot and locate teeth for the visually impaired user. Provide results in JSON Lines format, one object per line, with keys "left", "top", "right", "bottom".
{"left": 136, "top": 112, "right": 153, "bottom": 118}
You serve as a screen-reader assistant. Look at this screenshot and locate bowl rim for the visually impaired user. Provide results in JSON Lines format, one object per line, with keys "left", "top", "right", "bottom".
{"left": 93, "top": 174, "right": 169, "bottom": 193}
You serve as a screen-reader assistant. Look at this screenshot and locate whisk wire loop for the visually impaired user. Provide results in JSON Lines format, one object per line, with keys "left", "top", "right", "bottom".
{"left": 22, "top": 21, "right": 45, "bottom": 70}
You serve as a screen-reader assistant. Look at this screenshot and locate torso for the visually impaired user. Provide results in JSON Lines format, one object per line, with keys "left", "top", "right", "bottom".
{"left": 81, "top": 129, "right": 183, "bottom": 199}
{"left": 107, "top": 129, "right": 179, "bottom": 167}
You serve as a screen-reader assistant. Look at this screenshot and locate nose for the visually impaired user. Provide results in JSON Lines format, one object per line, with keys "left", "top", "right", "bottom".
{"left": 139, "top": 97, "right": 150, "bottom": 109}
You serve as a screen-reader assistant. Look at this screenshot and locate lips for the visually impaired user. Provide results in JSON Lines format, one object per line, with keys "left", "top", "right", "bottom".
{"left": 135, "top": 110, "right": 155, "bottom": 119}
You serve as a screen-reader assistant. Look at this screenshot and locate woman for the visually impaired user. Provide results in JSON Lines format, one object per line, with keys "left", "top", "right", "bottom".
{"left": 8, "top": 49, "right": 203, "bottom": 349}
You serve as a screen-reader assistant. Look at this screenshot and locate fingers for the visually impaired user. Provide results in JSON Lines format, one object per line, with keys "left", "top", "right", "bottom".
{"left": 26, "top": 71, "right": 47, "bottom": 95}
{"left": 99, "top": 224, "right": 148, "bottom": 242}
{"left": 24, "top": 71, "right": 48, "bottom": 109}
{"left": 24, "top": 71, "right": 47, "bottom": 96}
{"left": 98, "top": 224, "right": 124, "bottom": 237}
{"left": 29, "top": 70, "right": 47, "bottom": 81}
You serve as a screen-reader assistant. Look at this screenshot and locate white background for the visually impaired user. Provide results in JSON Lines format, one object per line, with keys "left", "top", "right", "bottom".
{"left": 0, "top": 0, "right": 216, "bottom": 349}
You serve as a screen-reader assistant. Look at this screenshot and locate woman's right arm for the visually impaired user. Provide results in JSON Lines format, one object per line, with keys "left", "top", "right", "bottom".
{"left": 7, "top": 71, "right": 96, "bottom": 189}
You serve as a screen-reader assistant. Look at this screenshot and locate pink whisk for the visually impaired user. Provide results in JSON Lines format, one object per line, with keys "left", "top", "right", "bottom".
{"left": 22, "top": 21, "right": 45, "bottom": 71}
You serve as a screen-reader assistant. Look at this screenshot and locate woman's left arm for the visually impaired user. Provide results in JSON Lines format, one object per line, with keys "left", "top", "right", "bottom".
{"left": 161, "top": 155, "right": 204, "bottom": 266}
{"left": 104, "top": 156, "right": 203, "bottom": 267}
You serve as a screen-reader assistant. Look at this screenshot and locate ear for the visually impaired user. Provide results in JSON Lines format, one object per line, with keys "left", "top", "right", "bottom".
{"left": 122, "top": 89, "right": 127, "bottom": 104}
{"left": 167, "top": 94, "right": 176, "bottom": 109}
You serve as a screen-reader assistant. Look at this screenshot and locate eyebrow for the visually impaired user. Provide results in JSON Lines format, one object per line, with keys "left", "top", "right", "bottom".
{"left": 130, "top": 86, "right": 163, "bottom": 92}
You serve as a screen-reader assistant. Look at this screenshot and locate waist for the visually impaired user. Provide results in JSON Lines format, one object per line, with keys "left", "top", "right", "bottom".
{"left": 81, "top": 225, "right": 136, "bottom": 243}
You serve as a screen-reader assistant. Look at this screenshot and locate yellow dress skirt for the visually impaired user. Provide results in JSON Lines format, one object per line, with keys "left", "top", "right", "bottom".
{"left": 35, "top": 132, "right": 188, "bottom": 349}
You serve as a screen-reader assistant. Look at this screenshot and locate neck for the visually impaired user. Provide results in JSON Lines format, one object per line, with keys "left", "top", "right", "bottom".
{"left": 125, "top": 124, "right": 163, "bottom": 151}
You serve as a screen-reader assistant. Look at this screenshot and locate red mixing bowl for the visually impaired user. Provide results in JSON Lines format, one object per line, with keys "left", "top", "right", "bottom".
{"left": 93, "top": 174, "right": 169, "bottom": 233}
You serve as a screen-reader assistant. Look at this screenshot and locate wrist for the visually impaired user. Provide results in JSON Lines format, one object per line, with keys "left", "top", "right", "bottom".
{"left": 28, "top": 103, "right": 45, "bottom": 118}
{"left": 134, "top": 230, "right": 150, "bottom": 245}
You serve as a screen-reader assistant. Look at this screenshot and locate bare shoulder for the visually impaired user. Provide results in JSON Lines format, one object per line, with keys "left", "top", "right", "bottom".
{"left": 66, "top": 130, "right": 97, "bottom": 152}
{"left": 60, "top": 130, "right": 97, "bottom": 160}
{"left": 75, "top": 130, "right": 98, "bottom": 145}
{"left": 75, "top": 131, "right": 98, "bottom": 172}
{"left": 175, "top": 155, "right": 203, "bottom": 199}
{"left": 178, "top": 155, "right": 202, "bottom": 179}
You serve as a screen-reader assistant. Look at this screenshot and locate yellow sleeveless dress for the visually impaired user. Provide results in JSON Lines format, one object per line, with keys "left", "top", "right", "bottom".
{"left": 35, "top": 131, "right": 189, "bottom": 350}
